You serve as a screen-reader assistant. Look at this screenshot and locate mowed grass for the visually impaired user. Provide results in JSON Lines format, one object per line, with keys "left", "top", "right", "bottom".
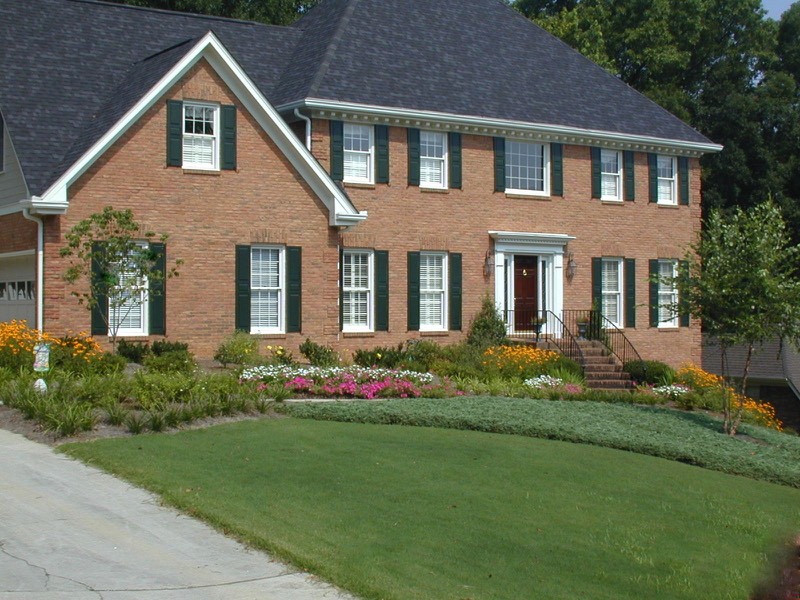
{"left": 63, "top": 418, "right": 800, "bottom": 600}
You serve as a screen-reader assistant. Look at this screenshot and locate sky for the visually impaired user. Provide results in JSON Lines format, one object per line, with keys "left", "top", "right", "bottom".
{"left": 762, "top": 0, "right": 796, "bottom": 18}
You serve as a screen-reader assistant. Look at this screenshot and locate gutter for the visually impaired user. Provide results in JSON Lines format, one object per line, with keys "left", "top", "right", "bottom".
{"left": 294, "top": 108, "right": 312, "bottom": 151}
{"left": 21, "top": 208, "right": 44, "bottom": 334}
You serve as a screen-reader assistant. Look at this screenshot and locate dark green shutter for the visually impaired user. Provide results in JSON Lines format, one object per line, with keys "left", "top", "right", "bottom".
{"left": 624, "top": 150, "right": 635, "bottom": 201}
{"left": 624, "top": 258, "right": 636, "bottom": 328}
{"left": 166, "top": 100, "right": 183, "bottom": 167}
{"left": 221, "top": 104, "right": 236, "bottom": 171}
{"left": 408, "top": 128, "right": 420, "bottom": 186}
{"left": 679, "top": 157, "right": 690, "bottom": 205}
{"left": 235, "top": 245, "right": 251, "bottom": 331}
{"left": 330, "top": 121, "right": 344, "bottom": 181}
{"left": 591, "top": 257, "right": 602, "bottom": 309}
{"left": 449, "top": 253, "right": 462, "bottom": 331}
{"left": 286, "top": 246, "right": 302, "bottom": 333}
{"left": 91, "top": 242, "right": 108, "bottom": 336}
{"left": 493, "top": 137, "right": 505, "bottom": 192}
{"left": 590, "top": 147, "right": 602, "bottom": 199}
{"left": 407, "top": 252, "right": 420, "bottom": 331}
{"left": 648, "top": 154, "right": 658, "bottom": 203}
{"left": 339, "top": 248, "right": 344, "bottom": 331}
{"left": 679, "top": 260, "right": 690, "bottom": 327}
{"left": 551, "top": 143, "right": 563, "bottom": 197}
{"left": 375, "top": 250, "right": 389, "bottom": 331}
{"left": 375, "top": 125, "right": 389, "bottom": 183}
{"left": 448, "top": 132, "right": 462, "bottom": 189}
{"left": 649, "top": 259, "right": 659, "bottom": 327}
{"left": 148, "top": 242, "right": 166, "bottom": 335}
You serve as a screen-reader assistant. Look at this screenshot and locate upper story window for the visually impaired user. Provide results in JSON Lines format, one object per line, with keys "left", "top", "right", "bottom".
{"left": 505, "top": 140, "right": 549, "bottom": 195}
{"left": 183, "top": 102, "right": 219, "bottom": 170}
{"left": 601, "top": 149, "right": 622, "bottom": 201}
{"left": 342, "top": 250, "right": 374, "bottom": 332}
{"left": 251, "top": 246, "right": 285, "bottom": 334}
{"left": 343, "top": 123, "right": 374, "bottom": 184}
{"left": 420, "top": 131, "right": 447, "bottom": 189}
{"left": 657, "top": 155, "right": 677, "bottom": 205}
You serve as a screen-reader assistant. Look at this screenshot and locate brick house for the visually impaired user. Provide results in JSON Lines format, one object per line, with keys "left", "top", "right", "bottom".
{"left": 0, "top": 0, "right": 721, "bottom": 365}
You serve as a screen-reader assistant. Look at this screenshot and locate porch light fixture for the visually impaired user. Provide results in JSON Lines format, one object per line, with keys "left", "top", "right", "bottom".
{"left": 483, "top": 249, "right": 494, "bottom": 278}
{"left": 566, "top": 253, "right": 577, "bottom": 280}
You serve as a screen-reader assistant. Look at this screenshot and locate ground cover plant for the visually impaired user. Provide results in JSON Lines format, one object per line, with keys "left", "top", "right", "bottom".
{"left": 61, "top": 418, "right": 800, "bottom": 600}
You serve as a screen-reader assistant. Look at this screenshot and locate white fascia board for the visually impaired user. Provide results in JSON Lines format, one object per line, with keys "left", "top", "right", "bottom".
{"left": 38, "top": 32, "right": 365, "bottom": 227}
{"left": 281, "top": 99, "right": 723, "bottom": 157}
{"left": 489, "top": 231, "right": 576, "bottom": 246}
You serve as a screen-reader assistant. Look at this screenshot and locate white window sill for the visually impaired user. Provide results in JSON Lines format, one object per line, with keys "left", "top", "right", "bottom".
{"left": 251, "top": 328, "right": 284, "bottom": 335}
{"left": 343, "top": 326, "right": 374, "bottom": 334}
{"left": 112, "top": 331, "right": 148, "bottom": 338}
{"left": 601, "top": 197, "right": 623, "bottom": 203}
{"left": 505, "top": 188, "right": 549, "bottom": 197}
{"left": 657, "top": 201, "right": 678, "bottom": 208}
{"left": 343, "top": 178, "right": 374, "bottom": 186}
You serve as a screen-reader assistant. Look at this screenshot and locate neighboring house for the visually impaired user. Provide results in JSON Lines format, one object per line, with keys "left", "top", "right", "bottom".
{"left": 703, "top": 336, "right": 800, "bottom": 429}
{"left": 0, "top": 0, "right": 721, "bottom": 362}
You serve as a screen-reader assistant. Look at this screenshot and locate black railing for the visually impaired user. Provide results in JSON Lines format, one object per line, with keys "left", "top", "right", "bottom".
{"left": 561, "top": 309, "right": 644, "bottom": 368}
{"left": 503, "top": 308, "right": 585, "bottom": 370}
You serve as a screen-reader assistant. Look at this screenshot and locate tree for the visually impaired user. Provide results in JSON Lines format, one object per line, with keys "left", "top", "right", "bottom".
{"left": 674, "top": 201, "right": 800, "bottom": 434}
{"left": 60, "top": 207, "right": 182, "bottom": 348}
{"left": 107, "top": 0, "right": 319, "bottom": 25}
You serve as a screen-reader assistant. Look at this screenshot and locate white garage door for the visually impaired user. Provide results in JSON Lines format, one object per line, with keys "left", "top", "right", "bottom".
{"left": 0, "top": 254, "right": 36, "bottom": 326}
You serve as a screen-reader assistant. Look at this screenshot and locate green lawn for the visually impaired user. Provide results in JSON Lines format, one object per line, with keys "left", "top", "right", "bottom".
{"left": 63, "top": 416, "right": 800, "bottom": 600}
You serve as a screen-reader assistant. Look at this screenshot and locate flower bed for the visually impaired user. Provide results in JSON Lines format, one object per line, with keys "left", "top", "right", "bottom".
{"left": 240, "top": 365, "right": 460, "bottom": 400}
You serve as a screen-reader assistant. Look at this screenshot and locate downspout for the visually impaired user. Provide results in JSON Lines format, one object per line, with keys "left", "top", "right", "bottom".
{"left": 294, "top": 108, "right": 312, "bottom": 151}
{"left": 21, "top": 208, "right": 44, "bottom": 334}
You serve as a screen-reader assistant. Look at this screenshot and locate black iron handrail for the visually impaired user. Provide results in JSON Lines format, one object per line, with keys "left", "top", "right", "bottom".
{"left": 561, "top": 309, "right": 644, "bottom": 368}
{"left": 502, "top": 308, "right": 585, "bottom": 372}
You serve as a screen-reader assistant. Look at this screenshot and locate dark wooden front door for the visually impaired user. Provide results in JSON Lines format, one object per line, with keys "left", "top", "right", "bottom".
{"left": 514, "top": 255, "right": 538, "bottom": 330}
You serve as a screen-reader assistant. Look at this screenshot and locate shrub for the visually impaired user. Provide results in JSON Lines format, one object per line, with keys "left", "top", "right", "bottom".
{"left": 151, "top": 340, "right": 189, "bottom": 356}
{"left": 353, "top": 344, "right": 405, "bottom": 368}
{"left": 133, "top": 371, "right": 197, "bottom": 408}
{"left": 466, "top": 295, "right": 507, "bottom": 348}
{"left": 623, "top": 360, "right": 675, "bottom": 386}
{"left": 214, "top": 331, "right": 259, "bottom": 367}
{"left": 143, "top": 349, "right": 197, "bottom": 374}
{"left": 401, "top": 340, "right": 445, "bottom": 372}
{"left": 299, "top": 338, "right": 340, "bottom": 367}
{"left": 116, "top": 339, "right": 150, "bottom": 363}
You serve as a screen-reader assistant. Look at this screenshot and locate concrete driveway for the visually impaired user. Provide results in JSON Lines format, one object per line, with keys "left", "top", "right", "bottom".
{"left": 0, "top": 429, "right": 355, "bottom": 599}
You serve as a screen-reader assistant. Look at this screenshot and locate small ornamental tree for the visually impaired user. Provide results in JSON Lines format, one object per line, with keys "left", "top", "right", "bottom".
{"left": 60, "top": 207, "right": 182, "bottom": 348}
{"left": 674, "top": 201, "right": 800, "bottom": 435}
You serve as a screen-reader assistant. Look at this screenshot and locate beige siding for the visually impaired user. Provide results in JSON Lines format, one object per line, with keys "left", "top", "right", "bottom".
{"left": 0, "top": 122, "right": 30, "bottom": 206}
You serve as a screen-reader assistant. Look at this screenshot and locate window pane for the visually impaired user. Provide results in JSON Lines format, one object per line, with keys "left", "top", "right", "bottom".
{"left": 183, "top": 136, "right": 214, "bottom": 166}
{"left": 420, "top": 157, "right": 444, "bottom": 186}
{"left": 344, "top": 152, "right": 369, "bottom": 180}
{"left": 420, "top": 292, "right": 443, "bottom": 327}
{"left": 343, "top": 291, "right": 369, "bottom": 326}
{"left": 420, "top": 132, "right": 445, "bottom": 159}
{"left": 601, "top": 174, "right": 619, "bottom": 198}
{"left": 602, "top": 261, "right": 619, "bottom": 291}
{"left": 657, "top": 156, "right": 674, "bottom": 178}
{"left": 251, "top": 248, "right": 280, "bottom": 289}
{"left": 658, "top": 179, "right": 674, "bottom": 203}
{"left": 344, "top": 124, "right": 370, "bottom": 152}
{"left": 252, "top": 290, "right": 279, "bottom": 328}
{"left": 420, "top": 255, "right": 444, "bottom": 292}
{"left": 505, "top": 141, "right": 545, "bottom": 191}
{"left": 602, "top": 295, "right": 619, "bottom": 324}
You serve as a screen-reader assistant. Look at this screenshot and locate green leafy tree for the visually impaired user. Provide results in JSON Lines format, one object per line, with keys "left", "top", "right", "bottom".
{"left": 60, "top": 207, "right": 182, "bottom": 348}
{"left": 674, "top": 201, "right": 800, "bottom": 434}
{"left": 107, "top": 0, "right": 319, "bottom": 25}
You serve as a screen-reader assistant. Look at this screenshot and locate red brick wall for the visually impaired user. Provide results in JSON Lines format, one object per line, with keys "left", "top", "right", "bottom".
{"left": 0, "top": 213, "right": 37, "bottom": 253}
{"left": 35, "top": 58, "right": 703, "bottom": 366}
{"left": 312, "top": 119, "right": 702, "bottom": 367}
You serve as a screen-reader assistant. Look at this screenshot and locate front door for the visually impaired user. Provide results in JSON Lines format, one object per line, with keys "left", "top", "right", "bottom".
{"left": 514, "top": 255, "right": 538, "bottom": 331}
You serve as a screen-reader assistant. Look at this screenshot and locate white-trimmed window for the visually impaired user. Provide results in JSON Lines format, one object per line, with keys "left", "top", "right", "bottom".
{"left": 505, "top": 140, "right": 549, "bottom": 195}
{"left": 183, "top": 102, "right": 219, "bottom": 170}
{"left": 601, "top": 149, "right": 622, "bottom": 201}
{"left": 109, "top": 244, "right": 148, "bottom": 337}
{"left": 601, "top": 258, "right": 623, "bottom": 328}
{"left": 342, "top": 250, "right": 374, "bottom": 332}
{"left": 251, "top": 246, "right": 284, "bottom": 333}
{"left": 420, "top": 252, "right": 447, "bottom": 331}
{"left": 343, "top": 123, "right": 373, "bottom": 183}
{"left": 420, "top": 131, "right": 447, "bottom": 189}
{"left": 657, "top": 155, "right": 677, "bottom": 205}
{"left": 658, "top": 260, "right": 679, "bottom": 327}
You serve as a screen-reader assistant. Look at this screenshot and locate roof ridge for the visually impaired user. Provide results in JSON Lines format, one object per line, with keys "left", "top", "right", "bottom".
{"left": 306, "top": 0, "right": 361, "bottom": 99}
{"left": 66, "top": 0, "right": 289, "bottom": 30}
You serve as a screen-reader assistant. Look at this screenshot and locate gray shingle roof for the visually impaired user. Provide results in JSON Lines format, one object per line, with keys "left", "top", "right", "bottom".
{"left": 278, "top": 0, "right": 712, "bottom": 146}
{"left": 0, "top": 0, "right": 715, "bottom": 199}
{"left": 0, "top": 0, "right": 300, "bottom": 196}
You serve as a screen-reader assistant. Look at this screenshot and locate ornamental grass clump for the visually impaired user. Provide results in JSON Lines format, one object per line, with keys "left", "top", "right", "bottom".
{"left": 482, "top": 345, "right": 560, "bottom": 379}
